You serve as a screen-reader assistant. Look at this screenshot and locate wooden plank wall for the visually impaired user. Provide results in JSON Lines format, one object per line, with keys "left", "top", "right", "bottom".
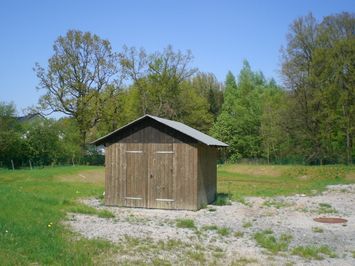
{"left": 104, "top": 122, "right": 199, "bottom": 210}
{"left": 197, "top": 144, "right": 217, "bottom": 208}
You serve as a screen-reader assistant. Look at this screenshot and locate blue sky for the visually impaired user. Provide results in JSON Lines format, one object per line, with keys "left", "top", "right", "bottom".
{"left": 0, "top": 0, "right": 353, "bottom": 115}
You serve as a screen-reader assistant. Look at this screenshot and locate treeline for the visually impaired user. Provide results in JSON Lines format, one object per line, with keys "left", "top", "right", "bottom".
{"left": 0, "top": 12, "right": 354, "bottom": 167}
{"left": 0, "top": 103, "right": 103, "bottom": 168}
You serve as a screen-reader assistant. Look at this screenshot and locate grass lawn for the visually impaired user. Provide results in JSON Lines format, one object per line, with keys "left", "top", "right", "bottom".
{"left": 0, "top": 164, "right": 354, "bottom": 264}
{"left": 218, "top": 164, "right": 355, "bottom": 199}
{"left": 0, "top": 166, "right": 111, "bottom": 265}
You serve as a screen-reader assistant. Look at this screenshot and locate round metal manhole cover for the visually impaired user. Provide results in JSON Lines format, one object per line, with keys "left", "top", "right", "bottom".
{"left": 313, "top": 217, "right": 348, "bottom": 224}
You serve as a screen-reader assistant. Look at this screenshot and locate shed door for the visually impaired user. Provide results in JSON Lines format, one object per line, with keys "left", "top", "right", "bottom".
{"left": 148, "top": 143, "right": 175, "bottom": 209}
{"left": 124, "top": 144, "right": 146, "bottom": 207}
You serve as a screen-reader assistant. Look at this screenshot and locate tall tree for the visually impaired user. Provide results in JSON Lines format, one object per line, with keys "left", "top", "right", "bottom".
{"left": 119, "top": 45, "right": 197, "bottom": 119}
{"left": 34, "top": 30, "right": 120, "bottom": 147}
{"left": 189, "top": 72, "right": 224, "bottom": 120}
{"left": 211, "top": 71, "right": 240, "bottom": 161}
{"left": 281, "top": 12, "right": 355, "bottom": 164}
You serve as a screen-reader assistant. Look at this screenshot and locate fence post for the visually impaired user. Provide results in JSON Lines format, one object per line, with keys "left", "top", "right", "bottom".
{"left": 29, "top": 160, "right": 33, "bottom": 170}
{"left": 11, "top": 160, "right": 15, "bottom": 170}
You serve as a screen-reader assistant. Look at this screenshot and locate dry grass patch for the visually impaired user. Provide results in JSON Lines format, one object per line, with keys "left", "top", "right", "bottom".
{"left": 56, "top": 169, "right": 105, "bottom": 184}
{"left": 221, "top": 164, "right": 284, "bottom": 178}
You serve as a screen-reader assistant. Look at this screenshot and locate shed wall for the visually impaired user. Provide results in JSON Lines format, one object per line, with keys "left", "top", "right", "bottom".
{"left": 197, "top": 144, "right": 217, "bottom": 208}
{"left": 104, "top": 122, "right": 199, "bottom": 210}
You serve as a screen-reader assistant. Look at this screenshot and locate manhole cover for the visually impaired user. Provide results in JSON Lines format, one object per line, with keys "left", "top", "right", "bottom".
{"left": 313, "top": 217, "right": 347, "bottom": 224}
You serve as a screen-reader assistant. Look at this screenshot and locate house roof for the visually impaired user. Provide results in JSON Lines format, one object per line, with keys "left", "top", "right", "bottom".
{"left": 92, "top": 114, "right": 228, "bottom": 147}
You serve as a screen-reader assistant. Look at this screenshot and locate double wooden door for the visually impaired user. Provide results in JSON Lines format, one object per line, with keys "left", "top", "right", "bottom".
{"left": 124, "top": 143, "right": 175, "bottom": 209}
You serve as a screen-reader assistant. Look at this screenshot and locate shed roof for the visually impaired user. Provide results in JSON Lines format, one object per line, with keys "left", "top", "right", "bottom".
{"left": 92, "top": 114, "right": 228, "bottom": 147}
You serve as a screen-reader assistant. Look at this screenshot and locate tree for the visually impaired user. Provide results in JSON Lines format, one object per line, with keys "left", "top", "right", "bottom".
{"left": 24, "top": 119, "right": 62, "bottom": 166}
{"left": 34, "top": 30, "right": 121, "bottom": 147}
{"left": 260, "top": 84, "right": 287, "bottom": 163}
{"left": 0, "top": 102, "right": 27, "bottom": 168}
{"left": 119, "top": 45, "right": 197, "bottom": 119}
{"left": 281, "top": 12, "right": 355, "bottom": 164}
{"left": 189, "top": 72, "right": 224, "bottom": 120}
{"left": 212, "top": 62, "right": 281, "bottom": 162}
{"left": 211, "top": 71, "right": 240, "bottom": 161}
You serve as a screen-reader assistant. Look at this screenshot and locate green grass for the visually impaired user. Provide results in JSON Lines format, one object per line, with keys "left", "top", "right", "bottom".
{"left": 217, "top": 227, "right": 231, "bottom": 236}
{"left": 1, "top": 164, "right": 353, "bottom": 264}
{"left": 292, "top": 245, "right": 337, "bottom": 260}
{"left": 175, "top": 219, "right": 196, "bottom": 229}
{"left": 312, "top": 227, "right": 324, "bottom": 233}
{"left": 0, "top": 166, "right": 112, "bottom": 265}
{"left": 242, "top": 221, "right": 252, "bottom": 228}
{"left": 214, "top": 193, "right": 231, "bottom": 205}
{"left": 218, "top": 164, "right": 355, "bottom": 199}
{"left": 234, "top": 231, "right": 244, "bottom": 238}
{"left": 263, "top": 199, "right": 291, "bottom": 209}
{"left": 317, "top": 203, "right": 338, "bottom": 214}
{"left": 202, "top": 224, "right": 231, "bottom": 236}
{"left": 186, "top": 250, "right": 206, "bottom": 263}
{"left": 202, "top": 225, "right": 219, "bottom": 231}
{"left": 254, "top": 230, "right": 292, "bottom": 254}
{"left": 67, "top": 204, "right": 114, "bottom": 218}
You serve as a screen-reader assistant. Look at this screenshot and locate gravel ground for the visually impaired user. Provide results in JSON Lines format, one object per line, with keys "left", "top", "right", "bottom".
{"left": 65, "top": 184, "right": 355, "bottom": 265}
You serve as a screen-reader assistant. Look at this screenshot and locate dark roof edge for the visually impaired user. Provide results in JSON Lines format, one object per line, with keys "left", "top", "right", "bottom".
{"left": 91, "top": 114, "right": 228, "bottom": 147}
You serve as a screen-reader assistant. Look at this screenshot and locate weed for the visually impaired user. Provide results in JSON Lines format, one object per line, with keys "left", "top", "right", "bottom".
{"left": 312, "top": 227, "right": 324, "bottom": 233}
{"left": 254, "top": 230, "right": 292, "bottom": 254}
{"left": 176, "top": 219, "right": 196, "bottom": 229}
{"left": 231, "top": 257, "right": 258, "bottom": 266}
{"left": 214, "top": 193, "right": 231, "bottom": 205}
{"left": 217, "top": 227, "right": 231, "bottom": 236}
{"left": 202, "top": 225, "right": 218, "bottom": 231}
{"left": 234, "top": 231, "right": 244, "bottom": 238}
{"left": 151, "top": 258, "right": 171, "bottom": 266}
{"left": 242, "top": 221, "right": 252, "bottom": 228}
{"left": 186, "top": 251, "right": 206, "bottom": 263}
{"left": 317, "top": 203, "right": 338, "bottom": 214}
{"left": 98, "top": 210, "right": 115, "bottom": 218}
{"left": 352, "top": 250, "right": 355, "bottom": 258}
{"left": 208, "top": 207, "right": 217, "bottom": 212}
{"left": 263, "top": 199, "right": 290, "bottom": 209}
{"left": 292, "top": 245, "right": 337, "bottom": 260}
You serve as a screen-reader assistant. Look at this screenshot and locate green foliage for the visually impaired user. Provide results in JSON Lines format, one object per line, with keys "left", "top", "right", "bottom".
{"left": 317, "top": 203, "right": 338, "bottom": 214}
{"left": 201, "top": 225, "right": 231, "bottom": 236}
{"left": 254, "top": 230, "right": 292, "bottom": 254}
{"left": 263, "top": 199, "right": 291, "bottom": 209}
{"left": 202, "top": 225, "right": 218, "bottom": 231}
{"left": 312, "top": 227, "right": 324, "bottom": 233}
{"left": 212, "top": 62, "right": 283, "bottom": 162}
{"left": 292, "top": 245, "right": 337, "bottom": 260}
{"left": 234, "top": 231, "right": 244, "bottom": 238}
{"left": 34, "top": 30, "right": 120, "bottom": 147}
{"left": 217, "top": 227, "right": 231, "bottom": 236}
{"left": 242, "top": 222, "right": 252, "bottom": 228}
{"left": 281, "top": 12, "right": 355, "bottom": 164}
{"left": 175, "top": 219, "right": 196, "bottom": 229}
{"left": 214, "top": 193, "right": 231, "bottom": 205}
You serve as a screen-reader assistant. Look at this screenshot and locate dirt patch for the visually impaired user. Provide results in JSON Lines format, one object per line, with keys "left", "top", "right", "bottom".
{"left": 57, "top": 169, "right": 105, "bottom": 184}
{"left": 65, "top": 184, "right": 355, "bottom": 265}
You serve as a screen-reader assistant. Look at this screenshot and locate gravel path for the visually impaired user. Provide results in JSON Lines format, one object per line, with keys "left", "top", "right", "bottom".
{"left": 65, "top": 184, "right": 355, "bottom": 265}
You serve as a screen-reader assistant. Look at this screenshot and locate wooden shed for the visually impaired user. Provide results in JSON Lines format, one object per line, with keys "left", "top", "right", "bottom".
{"left": 92, "top": 115, "right": 228, "bottom": 210}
